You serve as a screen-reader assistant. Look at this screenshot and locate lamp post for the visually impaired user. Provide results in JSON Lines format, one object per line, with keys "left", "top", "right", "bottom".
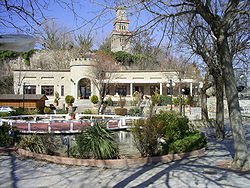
{"left": 181, "top": 88, "right": 185, "bottom": 116}
{"left": 166, "top": 80, "right": 176, "bottom": 111}
{"left": 237, "top": 74, "right": 246, "bottom": 92}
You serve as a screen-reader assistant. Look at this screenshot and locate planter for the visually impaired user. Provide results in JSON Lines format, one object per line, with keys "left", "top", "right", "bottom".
{"left": 14, "top": 147, "right": 205, "bottom": 168}
{"left": 67, "top": 103, "right": 73, "bottom": 107}
{"left": 114, "top": 108, "right": 127, "bottom": 116}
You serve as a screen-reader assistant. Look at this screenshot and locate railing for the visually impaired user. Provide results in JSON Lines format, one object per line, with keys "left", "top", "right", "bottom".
{"left": 0, "top": 114, "right": 145, "bottom": 134}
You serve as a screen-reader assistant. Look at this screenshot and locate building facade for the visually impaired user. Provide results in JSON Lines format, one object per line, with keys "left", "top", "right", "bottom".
{"left": 13, "top": 7, "right": 201, "bottom": 104}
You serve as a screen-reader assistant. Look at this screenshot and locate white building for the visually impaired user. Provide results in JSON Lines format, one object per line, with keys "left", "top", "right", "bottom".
{"left": 13, "top": 7, "right": 200, "bottom": 104}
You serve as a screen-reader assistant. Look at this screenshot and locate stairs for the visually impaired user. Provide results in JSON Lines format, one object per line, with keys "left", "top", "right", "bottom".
{"left": 74, "top": 99, "right": 94, "bottom": 113}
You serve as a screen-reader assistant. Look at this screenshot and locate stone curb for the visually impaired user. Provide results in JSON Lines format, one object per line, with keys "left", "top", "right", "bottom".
{"left": 16, "top": 148, "right": 205, "bottom": 168}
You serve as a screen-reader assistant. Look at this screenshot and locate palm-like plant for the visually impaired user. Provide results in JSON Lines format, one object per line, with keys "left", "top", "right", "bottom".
{"left": 75, "top": 123, "right": 119, "bottom": 159}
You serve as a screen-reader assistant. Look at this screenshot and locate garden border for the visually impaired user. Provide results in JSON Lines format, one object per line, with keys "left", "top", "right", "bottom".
{"left": 14, "top": 147, "right": 205, "bottom": 168}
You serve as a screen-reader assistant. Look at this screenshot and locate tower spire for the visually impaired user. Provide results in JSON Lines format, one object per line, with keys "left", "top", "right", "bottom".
{"left": 111, "top": 7, "right": 132, "bottom": 53}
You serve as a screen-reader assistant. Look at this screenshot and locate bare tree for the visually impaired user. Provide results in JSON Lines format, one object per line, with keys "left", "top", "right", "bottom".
{"left": 90, "top": 51, "right": 118, "bottom": 113}
{"left": 179, "top": 16, "right": 225, "bottom": 138}
{"left": 38, "top": 20, "right": 73, "bottom": 50}
{"left": 100, "top": 0, "right": 250, "bottom": 169}
{"left": 0, "top": 0, "right": 46, "bottom": 32}
{"left": 160, "top": 55, "right": 201, "bottom": 114}
{"left": 75, "top": 32, "right": 93, "bottom": 52}
{"left": 131, "top": 31, "right": 160, "bottom": 56}
{"left": 99, "top": 37, "right": 112, "bottom": 53}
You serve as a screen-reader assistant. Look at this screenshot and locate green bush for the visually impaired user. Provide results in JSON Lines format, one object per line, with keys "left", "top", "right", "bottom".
{"left": 75, "top": 123, "right": 119, "bottom": 159}
{"left": 155, "top": 111, "right": 189, "bottom": 142}
{"left": 151, "top": 90, "right": 161, "bottom": 106}
{"left": 173, "top": 97, "right": 180, "bottom": 105}
{"left": 0, "top": 125, "right": 20, "bottom": 147}
{"left": 111, "top": 51, "right": 133, "bottom": 65}
{"left": 0, "top": 112, "right": 10, "bottom": 117}
{"left": 44, "top": 107, "right": 51, "bottom": 114}
{"left": 105, "top": 97, "right": 113, "bottom": 106}
{"left": 65, "top": 95, "right": 75, "bottom": 104}
{"left": 8, "top": 108, "right": 39, "bottom": 116}
{"left": 132, "top": 117, "right": 164, "bottom": 157}
{"left": 90, "top": 95, "right": 99, "bottom": 104}
{"left": 160, "top": 95, "right": 172, "bottom": 106}
{"left": 82, "top": 109, "right": 94, "bottom": 114}
{"left": 114, "top": 108, "right": 127, "bottom": 116}
{"left": 18, "top": 135, "right": 45, "bottom": 154}
{"left": 82, "top": 109, "right": 95, "bottom": 119}
{"left": 128, "top": 106, "right": 140, "bottom": 116}
{"left": 168, "top": 133, "right": 207, "bottom": 154}
{"left": 54, "top": 98, "right": 59, "bottom": 104}
{"left": 18, "top": 134, "right": 59, "bottom": 154}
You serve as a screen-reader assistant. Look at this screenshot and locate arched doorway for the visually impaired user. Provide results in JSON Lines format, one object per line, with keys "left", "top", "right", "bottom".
{"left": 78, "top": 78, "right": 91, "bottom": 99}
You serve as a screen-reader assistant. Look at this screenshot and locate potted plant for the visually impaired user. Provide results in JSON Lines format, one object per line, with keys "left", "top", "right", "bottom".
{"left": 90, "top": 95, "right": 99, "bottom": 106}
{"left": 65, "top": 95, "right": 75, "bottom": 114}
{"left": 115, "top": 97, "right": 127, "bottom": 116}
{"left": 65, "top": 95, "right": 75, "bottom": 106}
{"left": 105, "top": 97, "right": 113, "bottom": 106}
{"left": 54, "top": 91, "right": 60, "bottom": 106}
{"left": 44, "top": 107, "right": 51, "bottom": 114}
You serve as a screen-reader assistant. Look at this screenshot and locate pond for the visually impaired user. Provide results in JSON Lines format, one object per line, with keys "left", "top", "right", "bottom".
{"left": 20, "top": 131, "right": 140, "bottom": 157}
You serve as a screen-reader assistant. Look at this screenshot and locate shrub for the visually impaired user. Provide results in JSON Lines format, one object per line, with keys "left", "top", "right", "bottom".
{"left": 132, "top": 91, "right": 142, "bottom": 106}
{"left": 0, "top": 125, "right": 20, "bottom": 147}
{"left": 155, "top": 111, "right": 189, "bottom": 142}
{"left": 75, "top": 123, "right": 119, "bottom": 159}
{"left": 44, "top": 107, "right": 51, "bottom": 114}
{"left": 105, "top": 97, "right": 113, "bottom": 106}
{"left": 54, "top": 98, "right": 59, "bottom": 105}
{"left": 18, "top": 135, "right": 45, "bottom": 154}
{"left": 18, "top": 134, "right": 59, "bottom": 154}
{"left": 54, "top": 91, "right": 60, "bottom": 105}
{"left": 160, "top": 95, "right": 172, "bottom": 106}
{"left": 132, "top": 117, "right": 164, "bottom": 157}
{"left": 9, "top": 108, "right": 39, "bottom": 116}
{"left": 82, "top": 109, "right": 94, "bottom": 114}
{"left": 0, "top": 112, "right": 10, "bottom": 117}
{"left": 65, "top": 95, "right": 75, "bottom": 104}
{"left": 151, "top": 90, "right": 161, "bottom": 106}
{"left": 82, "top": 109, "right": 95, "bottom": 119}
{"left": 128, "top": 106, "right": 140, "bottom": 116}
{"left": 90, "top": 95, "right": 99, "bottom": 104}
{"left": 168, "top": 133, "right": 207, "bottom": 154}
{"left": 173, "top": 97, "right": 180, "bottom": 105}
{"left": 114, "top": 108, "right": 127, "bottom": 116}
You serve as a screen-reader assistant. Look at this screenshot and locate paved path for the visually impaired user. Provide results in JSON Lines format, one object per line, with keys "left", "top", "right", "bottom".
{"left": 0, "top": 124, "right": 250, "bottom": 188}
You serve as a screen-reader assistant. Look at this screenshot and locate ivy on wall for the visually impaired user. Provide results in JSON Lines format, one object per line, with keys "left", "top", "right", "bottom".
{"left": 0, "top": 49, "right": 36, "bottom": 65}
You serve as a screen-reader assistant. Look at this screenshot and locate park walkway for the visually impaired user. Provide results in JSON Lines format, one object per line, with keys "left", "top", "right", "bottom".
{"left": 0, "top": 123, "right": 250, "bottom": 188}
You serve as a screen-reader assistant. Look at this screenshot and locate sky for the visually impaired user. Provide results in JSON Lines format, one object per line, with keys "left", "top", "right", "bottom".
{"left": 0, "top": 0, "right": 150, "bottom": 48}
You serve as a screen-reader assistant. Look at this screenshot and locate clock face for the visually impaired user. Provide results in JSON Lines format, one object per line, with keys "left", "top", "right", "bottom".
{"left": 116, "top": 9, "right": 126, "bottom": 20}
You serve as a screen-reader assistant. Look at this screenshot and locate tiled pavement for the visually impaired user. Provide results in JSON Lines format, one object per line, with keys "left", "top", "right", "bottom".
{"left": 0, "top": 123, "right": 250, "bottom": 188}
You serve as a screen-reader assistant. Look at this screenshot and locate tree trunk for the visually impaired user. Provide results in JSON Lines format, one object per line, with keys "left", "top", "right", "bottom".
{"left": 201, "top": 90, "right": 209, "bottom": 122}
{"left": 214, "top": 75, "right": 225, "bottom": 139}
{"left": 98, "top": 84, "right": 107, "bottom": 114}
{"left": 220, "top": 39, "right": 249, "bottom": 170}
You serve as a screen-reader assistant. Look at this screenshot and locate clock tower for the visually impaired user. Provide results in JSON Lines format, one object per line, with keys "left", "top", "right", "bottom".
{"left": 111, "top": 7, "right": 132, "bottom": 53}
